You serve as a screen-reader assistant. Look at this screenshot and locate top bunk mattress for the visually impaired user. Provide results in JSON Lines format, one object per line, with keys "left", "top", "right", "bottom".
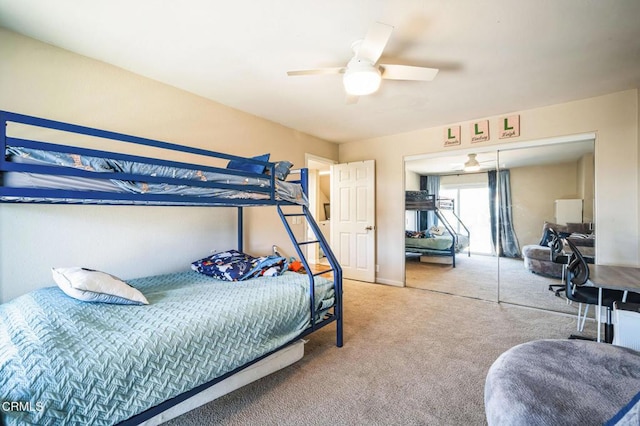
{"left": 2, "top": 147, "right": 308, "bottom": 206}
{"left": 0, "top": 270, "right": 334, "bottom": 425}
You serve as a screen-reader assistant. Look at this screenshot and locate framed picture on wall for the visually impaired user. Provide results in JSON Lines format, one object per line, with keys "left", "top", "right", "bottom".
{"left": 324, "top": 203, "right": 331, "bottom": 220}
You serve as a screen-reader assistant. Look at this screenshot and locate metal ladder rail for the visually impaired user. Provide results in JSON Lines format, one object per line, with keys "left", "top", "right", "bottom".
{"left": 446, "top": 207, "right": 471, "bottom": 258}
{"left": 301, "top": 206, "right": 343, "bottom": 349}
{"left": 434, "top": 209, "right": 459, "bottom": 268}
{"left": 277, "top": 205, "right": 343, "bottom": 347}
{"left": 448, "top": 199, "right": 471, "bottom": 257}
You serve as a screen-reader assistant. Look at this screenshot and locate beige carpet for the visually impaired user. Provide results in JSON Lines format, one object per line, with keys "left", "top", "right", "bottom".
{"left": 165, "top": 279, "right": 595, "bottom": 425}
{"left": 406, "top": 254, "right": 577, "bottom": 315}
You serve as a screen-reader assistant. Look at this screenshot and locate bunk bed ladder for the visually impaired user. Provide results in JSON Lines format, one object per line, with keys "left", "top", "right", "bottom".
{"left": 434, "top": 209, "right": 459, "bottom": 267}
{"left": 447, "top": 206, "right": 471, "bottom": 258}
{"left": 437, "top": 198, "right": 471, "bottom": 260}
{"left": 277, "top": 205, "right": 343, "bottom": 347}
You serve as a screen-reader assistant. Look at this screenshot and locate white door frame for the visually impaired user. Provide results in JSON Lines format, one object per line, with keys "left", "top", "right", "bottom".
{"left": 305, "top": 154, "right": 335, "bottom": 264}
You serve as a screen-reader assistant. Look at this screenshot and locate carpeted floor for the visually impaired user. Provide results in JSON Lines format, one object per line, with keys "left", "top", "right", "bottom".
{"left": 165, "top": 278, "right": 595, "bottom": 425}
{"left": 406, "top": 254, "right": 577, "bottom": 315}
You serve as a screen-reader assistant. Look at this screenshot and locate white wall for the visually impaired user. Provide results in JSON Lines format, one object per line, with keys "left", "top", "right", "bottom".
{"left": 340, "top": 89, "right": 639, "bottom": 286}
{"left": 0, "top": 29, "right": 338, "bottom": 302}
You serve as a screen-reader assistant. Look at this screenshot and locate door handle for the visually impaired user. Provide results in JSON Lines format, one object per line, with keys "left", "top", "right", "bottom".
{"left": 365, "top": 226, "right": 375, "bottom": 231}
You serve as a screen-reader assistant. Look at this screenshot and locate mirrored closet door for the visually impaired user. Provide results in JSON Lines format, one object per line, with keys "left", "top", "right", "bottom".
{"left": 404, "top": 136, "right": 595, "bottom": 312}
{"left": 404, "top": 151, "right": 499, "bottom": 302}
{"left": 496, "top": 138, "right": 595, "bottom": 314}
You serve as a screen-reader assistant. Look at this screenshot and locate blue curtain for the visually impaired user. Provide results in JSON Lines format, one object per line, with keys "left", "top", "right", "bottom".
{"left": 488, "top": 170, "right": 521, "bottom": 258}
{"left": 419, "top": 175, "right": 440, "bottom": 230}
{"left": 488, "top": 171, "right": 498, "bottom": 255}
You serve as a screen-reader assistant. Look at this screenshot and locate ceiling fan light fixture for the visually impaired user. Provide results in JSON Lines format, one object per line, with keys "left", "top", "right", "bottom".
{"left": 343, "top": 62, "right": 382, "bottom": 96}
{"left": 463, "top": 154, "right": 481, "bottom": 172}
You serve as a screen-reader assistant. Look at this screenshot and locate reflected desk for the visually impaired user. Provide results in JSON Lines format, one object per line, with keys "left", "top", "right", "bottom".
{"left": 588, "top": 265, "right": 640, "bottom": 343}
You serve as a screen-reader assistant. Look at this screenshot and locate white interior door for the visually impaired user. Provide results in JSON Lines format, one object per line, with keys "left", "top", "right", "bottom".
{"left": 331, "top": 160, "right": 376, "bottom": 282}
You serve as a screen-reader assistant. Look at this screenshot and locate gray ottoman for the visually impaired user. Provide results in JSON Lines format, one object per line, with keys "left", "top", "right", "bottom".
{"left": 522, "top": 245, "right": 562, "bottom": 277}
{"left": 485, "top": 339, "right": 640, "bottom": 425}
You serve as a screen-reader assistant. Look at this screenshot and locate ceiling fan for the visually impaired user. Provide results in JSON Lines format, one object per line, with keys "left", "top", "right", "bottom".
{"left": 286, "top": 22, "right": 439, "bottom": 103}
{"left": 451, "top": 154, "right": 496, "bottom": 172}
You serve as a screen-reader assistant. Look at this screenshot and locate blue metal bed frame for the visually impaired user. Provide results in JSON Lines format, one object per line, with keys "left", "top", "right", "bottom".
{"left": 405, "top": 191, "right": 470, "bottom": 268}
{"left": 0, "top": 110, "right": 343, "bottom": 425}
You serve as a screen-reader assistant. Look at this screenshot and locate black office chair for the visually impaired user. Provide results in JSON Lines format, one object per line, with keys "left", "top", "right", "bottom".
{"left": 547, "top": 228, "right": 570, "bottom": 296}
{"left": 565, "top": 238, "right": 640, "bottom": 340}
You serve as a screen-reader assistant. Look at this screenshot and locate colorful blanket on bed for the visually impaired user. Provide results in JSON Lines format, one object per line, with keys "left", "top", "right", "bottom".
{"left": 0, "top": 271, "right": 334, "bottom": 425}
{"left": 191, "top": 250, "right": 288, "bottom": 281}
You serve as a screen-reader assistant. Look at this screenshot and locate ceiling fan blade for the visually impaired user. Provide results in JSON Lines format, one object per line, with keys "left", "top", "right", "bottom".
{"left": 356, "top": 22, "right": 393, "bottom": 63}
{"left": 345, "top": 94, "right": 360, "bottom": 105}
{"left": 380, "top": 64, "right": 439, "bottom": 81}
{"left": 287, "top": 67, "right": 345, "bottom": 76}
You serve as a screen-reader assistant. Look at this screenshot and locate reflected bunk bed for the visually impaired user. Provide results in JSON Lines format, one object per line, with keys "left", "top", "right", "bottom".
{"left": 405, "top": 190, "right": 470, "bottom": 267}
{"left": 0, "top": 111, "right": 343, "bottom": 426}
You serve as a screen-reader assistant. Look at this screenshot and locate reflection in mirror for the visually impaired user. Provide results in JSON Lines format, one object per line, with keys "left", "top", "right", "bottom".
{"left": 496, "top": 139, "right": 595, "bottom": 315}
{"left": 404, "top": 151, "right": 499, "bottom": 302}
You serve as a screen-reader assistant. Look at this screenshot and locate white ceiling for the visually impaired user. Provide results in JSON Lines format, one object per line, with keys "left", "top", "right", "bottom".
{"left": 1, "top": 1, "right": 639, "bottom": 143}
{"left": 405, "top": 138, "right": 595, "bottom": 175}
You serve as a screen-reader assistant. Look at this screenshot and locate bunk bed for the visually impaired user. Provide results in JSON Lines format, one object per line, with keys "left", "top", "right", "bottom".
{"left": 0, "top": 111, "right": 343, "bottom": 426}
{"left": 405, "top": 191, "right": 470, "bottom": 267}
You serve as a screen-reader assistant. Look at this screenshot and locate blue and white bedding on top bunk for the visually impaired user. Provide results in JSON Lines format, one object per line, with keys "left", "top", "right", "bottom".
{"left": 0, "top": 111, "right": 307, "bottom": 206}
{"left": 3, "top": 146, "right": 307, "bottom": 206}
{"left": 0, "top": 270, "right": 335, "bottom": 425}
{"left": 0, "top": 111, "right": 343, "bottom": 425}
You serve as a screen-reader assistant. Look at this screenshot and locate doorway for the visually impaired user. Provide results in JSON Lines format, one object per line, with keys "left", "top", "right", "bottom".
{"left": 306, "top": 154, "right": 334, "bottom": 266}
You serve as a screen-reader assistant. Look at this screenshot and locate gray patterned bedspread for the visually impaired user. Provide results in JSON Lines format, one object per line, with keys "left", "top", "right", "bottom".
{"left": 0, "top": 271, "right": 334, "bottom": 425}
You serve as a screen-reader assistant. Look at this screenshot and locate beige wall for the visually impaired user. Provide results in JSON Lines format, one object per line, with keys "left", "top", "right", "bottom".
{"left": 405, "top": 170, "right": 421, "bottom": 191}
{"left": 510, "top": 162, "right": 579, "bottom": 247}
{"left": 0, "top": 29, "right": 338, "bottom": 302}
{"left": 340, "top": 89, "right": 639, "bottom": 286}
{"left": 318, "top": 175, "right": 330, "bottom": 220}
{"left": 577, "top": 152, "right": 595, "bottom": 222}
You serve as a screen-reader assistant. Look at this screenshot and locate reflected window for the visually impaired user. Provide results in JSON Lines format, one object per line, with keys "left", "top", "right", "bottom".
{"left": 440, "top": 186, "right": 493, "bottom": 255}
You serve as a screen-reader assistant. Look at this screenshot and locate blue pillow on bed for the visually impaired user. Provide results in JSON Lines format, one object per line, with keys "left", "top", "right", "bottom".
{"left": 226, "top": 153, "right": 270, "bottom": 175}
{"left": 268, "top": 161, "right": 294, "bottom": 180}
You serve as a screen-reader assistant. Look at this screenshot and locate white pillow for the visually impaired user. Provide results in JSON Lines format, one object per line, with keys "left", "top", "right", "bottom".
{"left": 430, "top": 225, "right": 445, "bottom": 236}
{"left": 52, "top": 267, "right": 149, "bottom": 305}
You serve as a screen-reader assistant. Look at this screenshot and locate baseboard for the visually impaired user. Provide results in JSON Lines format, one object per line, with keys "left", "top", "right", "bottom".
{"left": 375, "top": 277, "right": 404, "bottom": 287}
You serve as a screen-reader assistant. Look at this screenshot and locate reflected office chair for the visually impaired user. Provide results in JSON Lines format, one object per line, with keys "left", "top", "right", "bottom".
{"left": 565, "top": 239, "right": 640, "bottom": 337}
{"left": 547, "top": 228, "right": 570, "bottom": 296}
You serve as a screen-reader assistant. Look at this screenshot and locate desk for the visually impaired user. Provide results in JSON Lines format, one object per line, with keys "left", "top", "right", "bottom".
{"left": 588, "top": 265, "right": 640, "bottom": 343}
